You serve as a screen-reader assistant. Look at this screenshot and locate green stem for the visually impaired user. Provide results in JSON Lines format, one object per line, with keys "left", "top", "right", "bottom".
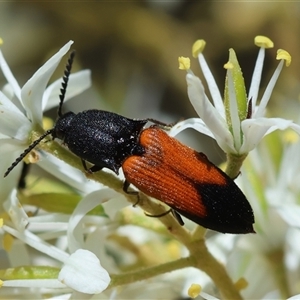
{"left": 109, "top": 256, "right": 195, "bottom": 288}
{"left": 225, "top": 152, "right": 248, "bottom": 179}
{"left": 187, "top": 239, "right": 242, "bottom": 300}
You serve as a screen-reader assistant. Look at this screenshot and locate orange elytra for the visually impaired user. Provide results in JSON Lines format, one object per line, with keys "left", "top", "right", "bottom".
{"left": 122, "top": 126, "right": 255, "bottom": 234}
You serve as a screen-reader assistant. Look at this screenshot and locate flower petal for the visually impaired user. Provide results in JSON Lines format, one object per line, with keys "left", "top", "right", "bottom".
{"left": 0, "top": 91, "right": 32, "bottom": 139}
{"left": 37, "top": 152, "right": 101, "bottom": 194}
{"left": 58, "top": 249, "right": 110, "bottom": 294}
{"left": 2, "top": 225, "right": 69, "bottom": 262}
{"left": 2, "top": 279, "right": 66, "bottom": 289}
{"left": 0, "top": 50, "right": 22, "bottom": 100}
{"left": 240, "top": 118, "right": 293, "bottom": 153}
{"left": 42, "top": 70, "right": 91, "bottom": 112}
{"left": 3, "top": 189, "right": 29, "bottom": 231}
{"left": 168, "top": 118, "right": 215, "bottom": 139}
{"left": 186, "top": 74, "right": 235, "bottom": 152}
{"left": 21, "top": 41, "right": 73, "bottom": 125}
{"left": 0, "top": 139, "right": 25, "bottom": 205}
{"left": 67, "top": 189, "right": 120, "bottom": 252}
{"left": 276, "top": 204, "right": 300, "bottom": 228}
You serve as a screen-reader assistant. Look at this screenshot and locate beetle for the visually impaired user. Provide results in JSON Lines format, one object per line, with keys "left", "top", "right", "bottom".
{"left": 4, "top": 51, "right": 255, "bottom": 234}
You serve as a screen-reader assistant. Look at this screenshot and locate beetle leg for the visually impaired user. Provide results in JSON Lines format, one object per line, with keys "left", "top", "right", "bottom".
{"left": 81, "top": 159, "right": 103, "bottom": 173}
{"left": 171, "top": 209, "right": 185, "bottom": 226}
{"left": 144, "top": 209, "right": 171, "bottom": 218}
{"left": 146, "top": 118, "right": 174, "bottom": 130}
{"left": 144, "top": 209, "right": 184, "bottom": 226}
{"left": 89, "top": 165, "right": 103, "bottom": 173}
{"left": 81, "top": 159, "right": 90, "bottom": 172}
{"left": 123, "top": 180, "right": 140, "bottom": 206}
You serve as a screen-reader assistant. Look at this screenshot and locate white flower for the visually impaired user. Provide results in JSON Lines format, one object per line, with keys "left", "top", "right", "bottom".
{"left": 0, "top": 40, "right": 91, "bottom": 204}
{"left": 58, "top": 249, "right": 110, "bottom": 294}
{"left": 225, "top": 135, "right": 300, "bottom": 298}
{"left": 172, "top": 36, "right": 292, "bottom": 156}
{"left": 0, "top": 187, "right": 123, "bottom": 297}
{"left": 3, "top": 189, "right": 29, "bottom": 231}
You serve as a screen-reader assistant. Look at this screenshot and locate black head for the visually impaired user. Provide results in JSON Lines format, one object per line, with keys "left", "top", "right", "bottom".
{"left": 52, "top": 111, "right": 76, "bottom": 141}
{"left": 4, "top": 51, "right": 76, "bottom": 178}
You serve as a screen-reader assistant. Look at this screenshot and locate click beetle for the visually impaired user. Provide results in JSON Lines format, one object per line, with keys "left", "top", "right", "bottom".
{"left": 4, "top": 51, "right": 255, "bottom": 234}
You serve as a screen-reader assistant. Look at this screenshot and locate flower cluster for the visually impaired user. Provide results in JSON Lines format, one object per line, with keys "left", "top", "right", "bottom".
{"left": 175, "top": 36, "right": 293, "bottom": 177}
{"left": 0, "top": 40, "right": 114, "bottom": 297}
{"left": 1, "top": 36, "right": 300, "bottom": 299}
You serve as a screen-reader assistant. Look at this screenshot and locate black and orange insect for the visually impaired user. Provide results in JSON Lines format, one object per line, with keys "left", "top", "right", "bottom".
{"left": 4, "top": 51, "right": 255, "bottom": 234}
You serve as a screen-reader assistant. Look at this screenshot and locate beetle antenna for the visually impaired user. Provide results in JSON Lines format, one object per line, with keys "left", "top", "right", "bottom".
{"left": 58, "top": 50, "right": 76, "bottom": 117}
{"left": 4, "top": 129, "right": 53, "bottom": 177}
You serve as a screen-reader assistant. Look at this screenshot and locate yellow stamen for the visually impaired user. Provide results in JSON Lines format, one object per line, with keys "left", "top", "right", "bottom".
{"left": 234, "top": 277, "right": 248, "bottom": 291}
{"left": 3, "top": 233, "right": 14, "bottom": 251}
{"left": 254, "top": 36, "right": 274, "bottom": 48}
{"left": 192, "top": 39, "right": 206, "bottom": 58}
{"left": 224, "top": 62, "right": 234, "bottom": 69}
{"left": 276, "top": 49, "right": 291, "bottom": 67}
{"left": 0, "top": 280, "right": 3, "bottom": 288}
{"left": 0, "top": 38, "right": 3, "bottom": 45}
{"left": 178, "top": 56, "right": 190, "bottom": 70}
{"left": 43, "top": 116, "right": 54, "bottom": 131}
{"left": 188, "top": 283, "right": 202, "bottom": 298}
{"left": 0, "top": 218, "right": 3, "bottom": 228}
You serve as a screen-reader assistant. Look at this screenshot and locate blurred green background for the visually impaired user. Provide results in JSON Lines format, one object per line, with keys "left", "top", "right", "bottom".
{"left": 1, "top": 1, "right": 300, "bottom": 162}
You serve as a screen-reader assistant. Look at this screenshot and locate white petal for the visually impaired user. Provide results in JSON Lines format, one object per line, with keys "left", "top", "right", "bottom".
{"left": 3, "top": 225, "right": 69, "bottom": 262}
{"left": 67, "top": 189, "right": 119, "bottom": 253}
{"left": 3, "top": 189, "right": 29, "bottom": 231}
{"left": 21, "top": 41, "right": 73, "bottom": 125}
{"left": 168, "top": 118, "right": 214, "bottom": 139}
{"left": 240, "top": 118, "right": 292, "bottom": 153}
{"left": 0, "top": 50, "right": 22, "bottom": 100}
{"left": 285, "top": 229, "right": 300, "bottom": 271}
{"left": 0, "top": 90, "right": 32, "bottom": 139}
{"left": 2, "top": 279, "right": 66, "bottom": 289}
{"left": 59, "top": 249, "right": 110, "bottom": 294}
{"left": 0, "top": 89, "right": 22, "bottom": 112}
{"left": 0, "top": 105, "right": 31, "bottom": 139}
{"left": 276, "top": 204, "right": 300, "bottom": 228}
{"left": 198, "top": 53, "right": 225, "bottom": 117}
{"left": 2, "top": 83, "right": 16, "bottom": 101}
{"left": 102, "top": 195, "right": 130, "bottom": 220}
{"left": 276, "top": 141, "right": 300, "bottom": 193}
{"left": 186, "top": 74, "right": 235, "bottom": 152}
{"left": 0, "top": 139, "right": 25, "bottom": 205}
{"left": 37, "top": 152, "right": 101, "bottom": 194}
{"left": 42, "top": 70, "right": 92, "bottom": 112}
